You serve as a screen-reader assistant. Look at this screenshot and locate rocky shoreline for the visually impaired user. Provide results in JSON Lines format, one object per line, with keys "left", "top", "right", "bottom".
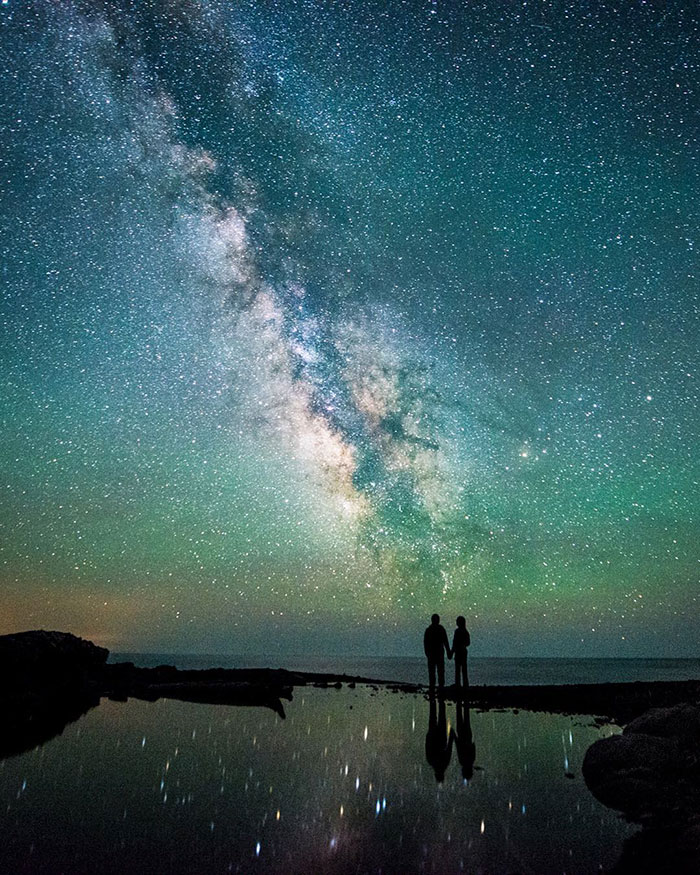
{"left": 3, "top": 630, "right": 699, "bottom": 872}
{"left": 3, "top": 629, "right": 699, "bottom": 753}
{"left": 4, "top": 629, "right": 700, "bottom": 722}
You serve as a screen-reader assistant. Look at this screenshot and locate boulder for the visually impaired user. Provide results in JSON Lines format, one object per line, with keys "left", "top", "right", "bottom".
{"left": 626, "top": 703, "right": 700, "bottom": 744}
{"left": 583, "top": 703, "right": 700, "bottom": 873}
{"left": 583, "top": 732, "right": 680, "bottom": 816}
{"left": 584, "top": 705, "right": 700, "bottom": 822}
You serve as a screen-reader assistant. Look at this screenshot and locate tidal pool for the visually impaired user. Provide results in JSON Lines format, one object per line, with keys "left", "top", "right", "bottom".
{"left": 0, "top": 688, "right": 634, "bottom": 874}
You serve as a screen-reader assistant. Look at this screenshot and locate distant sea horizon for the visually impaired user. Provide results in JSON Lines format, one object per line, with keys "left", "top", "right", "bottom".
{"left": 109, "top": 653, "right": 700, "bottom": 687}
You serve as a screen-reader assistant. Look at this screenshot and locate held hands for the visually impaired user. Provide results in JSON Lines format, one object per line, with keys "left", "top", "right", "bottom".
{"left": 447, "top": 649, "right": 453, "bottom": 660}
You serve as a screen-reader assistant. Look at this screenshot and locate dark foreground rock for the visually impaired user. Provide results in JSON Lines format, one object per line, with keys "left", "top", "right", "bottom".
{"left": 583, "top": 703, "right": 700, "bottom": 873}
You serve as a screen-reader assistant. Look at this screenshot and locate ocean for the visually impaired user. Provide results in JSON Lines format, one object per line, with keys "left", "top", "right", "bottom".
{"left": 109, "top": 653, "right": 700, "bottom": 686}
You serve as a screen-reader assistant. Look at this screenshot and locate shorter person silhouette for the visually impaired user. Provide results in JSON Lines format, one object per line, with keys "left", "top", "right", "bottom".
{"left": 451, "top": 616, "right": 470, "bottom": 692}
{"left": 423, "top": 613, "right": 451, "bottom": 692}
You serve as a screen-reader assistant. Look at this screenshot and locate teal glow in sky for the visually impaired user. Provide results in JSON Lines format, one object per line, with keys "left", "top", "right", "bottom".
{"left": 1, "top": 0, "right": 698, "bottom": 656}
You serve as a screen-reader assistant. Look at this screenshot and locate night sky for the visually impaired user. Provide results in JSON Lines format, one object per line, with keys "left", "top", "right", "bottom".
{"left": 1, "top": 0, "right": 697, "bottom": 657}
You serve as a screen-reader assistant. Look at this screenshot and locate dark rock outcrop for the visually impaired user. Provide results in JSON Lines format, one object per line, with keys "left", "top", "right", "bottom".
{"left": 0, "top": 629, "right": 108, "bottom": 681}
{"left": 0, "top": 630, "right": 106, "bottom": 759}
{"left": 583, "top": 703, "right": 700, "bottom": 873}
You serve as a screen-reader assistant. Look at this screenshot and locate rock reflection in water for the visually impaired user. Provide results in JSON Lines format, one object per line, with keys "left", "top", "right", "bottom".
{"left": 0, "top": 688, "right": 634, "bottom": 874}
{"left": 0, "top": 690, "right": 99, "bottom": 761}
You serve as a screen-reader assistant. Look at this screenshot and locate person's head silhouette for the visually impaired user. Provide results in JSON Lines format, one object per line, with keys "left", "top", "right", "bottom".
{"left": 431, "top": 613, "right": 440, "bottom": 625}
{"left": 456, "top": 615, "right": 466, "bottom": 629}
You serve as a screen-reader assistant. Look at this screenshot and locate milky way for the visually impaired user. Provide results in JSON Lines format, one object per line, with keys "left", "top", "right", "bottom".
{"left": 1, "top": 1, "right": 698, "bottom": 655}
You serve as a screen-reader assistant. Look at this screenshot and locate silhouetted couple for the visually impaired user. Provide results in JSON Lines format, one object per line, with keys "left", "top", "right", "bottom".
{"left": 423, "top": 613, "right": 470, "bottom": 692}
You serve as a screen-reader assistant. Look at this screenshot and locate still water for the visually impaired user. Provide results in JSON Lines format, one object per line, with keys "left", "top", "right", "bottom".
{"left": 0, "top": 688, "right": 634, "bottom": 874}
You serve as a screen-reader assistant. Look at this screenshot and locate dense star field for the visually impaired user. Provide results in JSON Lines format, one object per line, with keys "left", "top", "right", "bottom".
{"left": 1, "top": 1, "right": 697, "bottom": 656}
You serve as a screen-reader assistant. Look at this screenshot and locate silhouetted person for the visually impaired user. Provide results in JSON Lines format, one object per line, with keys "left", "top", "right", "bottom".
{"left": 452, "top": 700, "right": 476, "bottom": 782}
{"left": 451, "top": 615, "right": 470, "bottom": 692}
{"left": 423, "top": 613, "right": 451, "bottom": 691}
{"left": 425, "top": 695, "right": 453, "bottom": 783}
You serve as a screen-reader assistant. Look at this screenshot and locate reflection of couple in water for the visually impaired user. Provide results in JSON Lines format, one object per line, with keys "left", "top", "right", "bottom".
{"left": 423, "top": 613, "right": 470, "bottom": 693}
{"left": 425, "top": 697, "right": 476, "bottom": 784}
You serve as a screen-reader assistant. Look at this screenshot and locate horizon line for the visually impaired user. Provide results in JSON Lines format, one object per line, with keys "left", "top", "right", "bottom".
{"left": 108, "top": 651, "right": 700, "bottom": 661}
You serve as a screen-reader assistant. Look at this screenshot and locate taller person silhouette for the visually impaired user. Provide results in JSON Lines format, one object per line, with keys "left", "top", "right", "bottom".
{"left": 423, "top": 613, "right": 451, "bottom": 692}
